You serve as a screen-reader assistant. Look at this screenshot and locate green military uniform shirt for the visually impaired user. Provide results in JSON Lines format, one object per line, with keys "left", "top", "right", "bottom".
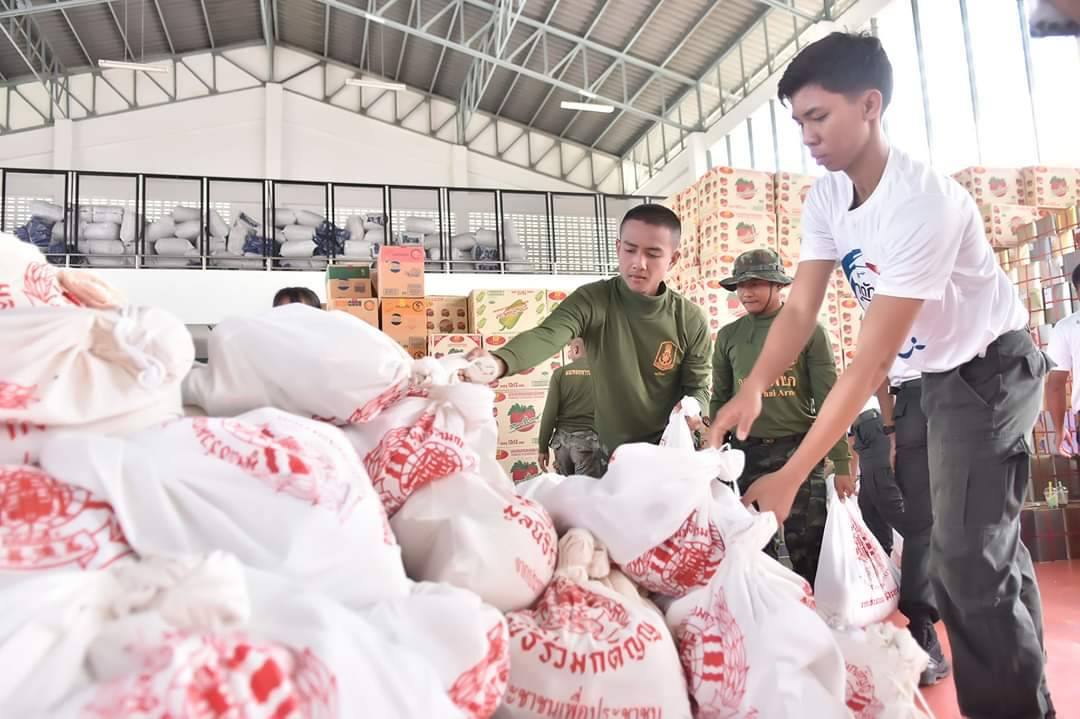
{"left": 709, "top": 308, "right": 851, "bottom": 475}
{"left": 492, "top": 276, "right": 711, "bottom": 450}
{"left": 538, "top": 358, "right": 596, "bottom": 453}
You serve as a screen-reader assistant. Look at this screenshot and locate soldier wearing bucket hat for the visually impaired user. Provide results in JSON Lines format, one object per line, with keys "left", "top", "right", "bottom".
{"left": 708, "top": 247, "right": 852, "bottom": 585}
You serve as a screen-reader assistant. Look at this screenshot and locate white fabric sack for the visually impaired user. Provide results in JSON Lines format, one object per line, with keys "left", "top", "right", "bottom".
{"left": 275, "top": 208, "right": 297, "bottom": 227}
{"left": 227, "top": 221, "right": 251, "bottom": 255}
{"left": 295, "top": 209, "right": 325, "bottom": 227}
{"left": 0, "top": 421, "right": 52, "bottom": 464}
{"left": 666, "top": 516, "right": 848, "bottom": 719}
{"left": 452, "top": 247, "right": 475, "bottom": 270}
{"left": 451, "top": 232, "right": 477, "bottom": 251}
{"left": 0, "top": 305, "right": 192, "bottom": 432}
{"left": 365, "top": 227, "right": 386, "bottom": 244}
{"left": 79, "top": 239, "right": 124, "bottom": 256}
{"left": 153, "top": 236, "right": 194, "bottom": 255}
{"left": 405, "top": 217, "right": 438, "bottom": 234}
{"left": 342, "top": 239, "right": 375, "bottom": 259}
{"left": 833, "top": 624, "right": 931, "bottom": 719}
{"left": 498, "top": 529, "right": 692, "bottom": 718}
{"left": 171, "top": 205, "right": 200, "bottom": 223}
{"left": 118, "top": 209, "right": 134, "bottom": 245}
{"left": 0, "top": 235, "right": 123, "bottom": 311}
{"left": 30, "top": 200, "right": 64, "bottom": 222}
{"left": 39, "top": 408, "right": 410, "bottom": 609}
{"left": 475, "top": 229, "right": 499, "bottom": 248}
{"left": 173, "top": 219, "right": 201, "bottom": 240}
{"left": 659, "top": 395, "right": 700, "bottom": 448}
{"left": 208, "top": 236, "right": 227, "bottom": 254}
{"left": 51, "top": 221, "right": 67, "bottom": 243}
{"left": 428, "top": 246, "right": 444, "bottom": 262}
{"left": 182, "top": 303, "right": 414, "bottom": 424}
{"left": 280, "top": 239, "right": 315, "bottom": 257}
{"left": 144, "top": 216, "right": 174, "bottom": 242}
{"left": 364, "top": 213, "right": 387, "bottom": 231}
{"left": 815, "top": 475, "right": 901, "bottom": 629}
{"left": 0, "top": 464, "right": 134, "bottom": 589}
{"left": 208, "top": 208, "right": 230, "bottom": 238}
{"left": 283, "top": 223, "right": 317, "bottom": 242}
{"left": 81, "top": 222, "right": 120, "bottom": 242}
{"left": 346, "top": 214, "right": 365, "bottom": 240}
{"left": 424, "top": 233, "right": 442, "bottom": 251}
{"left": 92, "top": 207, "right": 124, "bottom": 225}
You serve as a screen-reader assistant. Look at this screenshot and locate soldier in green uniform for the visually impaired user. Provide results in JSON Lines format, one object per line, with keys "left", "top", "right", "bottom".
{"left": 467, "top": 204, "right": 711, "bottom": 456}
{"left": 538, "top": 338, "right": 604, "bottom": 477}
{"left": 709, "top": 248, "right": 852, "bottom": 584}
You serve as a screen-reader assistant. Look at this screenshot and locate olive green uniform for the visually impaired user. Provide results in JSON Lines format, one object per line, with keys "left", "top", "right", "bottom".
{"left": 539, "top": 358, "right": 604, "bottom": 477}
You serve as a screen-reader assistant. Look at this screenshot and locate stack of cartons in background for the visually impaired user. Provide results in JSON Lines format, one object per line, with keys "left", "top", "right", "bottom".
{"left": 325, "top": 264, "right": 378, "bottom": 326}
{"left": 375, "top": 246, "right": 426, "bottom": 358}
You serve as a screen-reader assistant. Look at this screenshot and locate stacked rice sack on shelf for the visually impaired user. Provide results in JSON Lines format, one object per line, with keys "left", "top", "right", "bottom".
{"left": 75, "top": 204, "right": 137, "bottom": 267}
{"left": 12, "top": 199, "right": 67, "bottom": 257}
{"left": 274, "top": 208, "right": 350, "bottom": 269}
{"left": 445, "top": 218, "right": 527, "bottom": 272}
{"left": 342, "top": 212, "right": 387, "bottom": 260}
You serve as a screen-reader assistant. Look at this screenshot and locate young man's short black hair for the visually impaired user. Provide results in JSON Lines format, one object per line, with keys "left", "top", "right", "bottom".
{"left": 1071, "top": 263, "right": 1080, "bottom": 290}
{"left": 777, "top": 31, "right": 893, "bottom": 110}
{"left": 273, "top": 286, "right": 321, "bottom": 308}
{"left": 620, "top": 203, "right": 682, "bottom": 248}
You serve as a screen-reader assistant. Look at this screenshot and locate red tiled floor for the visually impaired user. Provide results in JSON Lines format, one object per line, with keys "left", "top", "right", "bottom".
{"left": 911, "top": 560, "right": 1080, "bottom": 718}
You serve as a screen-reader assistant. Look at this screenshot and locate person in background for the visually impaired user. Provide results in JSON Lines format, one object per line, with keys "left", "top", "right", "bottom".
{"left": 710, "top": 33, "right": 1052, "bottom": 718}
{"left": 273, "top": 286, "right": 321, "bottom": 308}
{"left": 708, "top": 248, "right": 851, "bottom": 585}
{"left": 466, "top": 204, "right": 711, "bottom": 457}
{"left": 538, "top": 338, "right": 603, "bottom": 477}
{"left": 1044, "top": 264, "right": 1080, "bottom": 456}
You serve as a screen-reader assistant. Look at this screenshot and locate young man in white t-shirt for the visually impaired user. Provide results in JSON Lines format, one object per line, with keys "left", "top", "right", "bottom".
{"left": 1045, "top": 264, "right": 1080, "bottom": 456}
{"left": 710, "top": 33, "right": 1053, "bottom": 719}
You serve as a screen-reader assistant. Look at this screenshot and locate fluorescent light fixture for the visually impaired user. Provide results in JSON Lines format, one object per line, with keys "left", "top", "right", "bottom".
{"left": 561, "top": 100, "right": 614, "bottom": 113}
{"left": 362, "top": 12, "right": 386, "bottom": 24}
{"left": 98, "top": 58, "right": 169, "bottom": 73}
{"left": 580, "top": 89, "right": 598, "bottom": 99}
{"left": 345, "top": 77, "right": 407, "bottom": 91}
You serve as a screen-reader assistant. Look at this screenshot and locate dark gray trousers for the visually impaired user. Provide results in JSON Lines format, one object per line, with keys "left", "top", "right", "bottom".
{"left": 922, "top": 329, "right": 1051, "bottom": 719}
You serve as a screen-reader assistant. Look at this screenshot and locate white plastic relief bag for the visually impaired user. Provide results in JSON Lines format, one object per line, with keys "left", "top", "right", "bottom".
{"left": 833, "top": 624, "right": 931, "bottom": 719}
{"left": 38, "top": 407, "right": 409, "bottom": 609}
{"left": 659, "top": 395, "right": 700, "bottom": 449}
{"left": 815, "top": 475, "right": 901, "bottom": 628}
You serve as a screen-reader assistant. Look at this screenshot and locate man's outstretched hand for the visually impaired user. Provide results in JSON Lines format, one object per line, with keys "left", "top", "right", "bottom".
{"left": 461, "top": 348, "right": 507, "bottom": 383}
{"left": 709, "top": 387, "right": 762, "bottom": 448}
{"left": 740, "top": 468, "right": 800, "bottom": 523}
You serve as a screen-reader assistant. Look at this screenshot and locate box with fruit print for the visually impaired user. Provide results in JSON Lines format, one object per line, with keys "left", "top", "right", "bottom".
{"left": 1022, "top": 167, "right": 1080, "bottom": 208}
{"left": 497, "top": 447, "right": 542, "bottom": 484}
{"left": 981, "top": 204, "right": 1041, "bottom": 248}
{"left": 697, "top": 278, "right": 742, "bottom": 342}
{"left": 425, "top": 296, "right": 469, "bottom": 333}
{"left": 427, "top": 333, "right": 482, "bottom": 359}
{"left": 776, "top": 211, "right": 802, "bottom": 259}
{"left": 493, "top": 388, "right": 547, "bottom": 450}
{"left": 699, "top": 166, "right": 775, "bottom": 214}
{"left": 774, "top": 172, "right": 816, "bottom": 214}
{"left": 952, "top": 167, "right": 1024, "bottom": 206}
{"left": 468, "top": 289, "right": 548, "bottom": 334}
{"left": 834, "top": 276, "right": 862, "bottom": 369}
{"left": 699, "top": 210, "right": 776, "bottom": 263}
{"left": 483, "top": 334, "right": 563, "bottom": 391}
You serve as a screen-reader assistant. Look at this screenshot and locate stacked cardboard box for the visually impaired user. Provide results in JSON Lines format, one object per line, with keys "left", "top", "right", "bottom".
{"left": 425, "top": 295, "right": 469, "bottom": 333}
{"left": 982, "top": 203, "right": 1042, "bottom": 248}
{"left": 1022, "top": 167, "right": 1080, "bottom": 209}
{"left": 326, "top": 264, "right": 379, "bottom": 327}
{"left": 953, "top": 167, "right": 1025, "bottom": 206}
{"left": 427, "top": 332, "right": 482, "bottom": 358}
{"left": 374, "top": 246, "right": 426, "bottom": 357}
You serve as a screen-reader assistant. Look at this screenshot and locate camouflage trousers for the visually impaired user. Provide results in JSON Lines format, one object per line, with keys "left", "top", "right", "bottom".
{"left": 550, "top": 428, "right": 607, "bottom": 478}
{"left": 731, "top": 435, "right": 828, "bottom": 586}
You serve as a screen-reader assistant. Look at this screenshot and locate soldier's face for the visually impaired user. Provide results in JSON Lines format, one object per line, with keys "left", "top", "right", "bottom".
{"left": 617, "top": 220, "right": 679, "bottom": 296}
{"left": 737, "top": 279, "right": 780, "bottom": 315}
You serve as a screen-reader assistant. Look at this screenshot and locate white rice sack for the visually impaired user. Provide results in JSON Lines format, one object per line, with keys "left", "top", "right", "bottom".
{"left": 364, "top": 213, "right": 387, "bottom": 231}
{"left": 0, "top": 234, "right": 123, "bottom": 310}
{"left": 119, "top": 209, "right": 135, "bottom": 245}
{"left": 295, "top": 209, "right": 325, "bottom": 227}
{"left": 274, "top": 208, "right": 297, "bottom": 227}
{"left": 173, "top": 219, "right": 201, "bottom": 241}
{"left": 833, "top": 624, "right": 931, "bottom": 719}
{"left": 503, "top": 218, "right": 520, "bottom": 247}
{"left": 209, "top": 208, "right": 229, "bottom": 239}
{"left": 342, "top": 240, "right": 375, "bottom": 260}
{"left": 82, "top": 222, "right": 120, "bottom": 242}
{"left": 427, "top": 246, "right": 443, "bottom": 262}
{"left": 227, "top": 222, "right": 250, "bottom": 255}
{"left": 29, "top": 200, "right": 64, "bottom": 223}
{"left": 283, "top": 224, "right": 316, "bottom": 243}
{"left": 144, "top": 216, "right": 175, "bottom": 242}
{"left": 452, "top": 247, "right": 475, "bottom": 270}
{"left": 93, "top": 206, "right": 125, "bottom": 225}
{"left": 154, "top": 237, "right": 195, "bottom": 256}
{"left": 405, "top": 217, "right": 437, "bottom": 234}
{"left": 279, "top": 239, "right": 315, "bottom": 258}
{"left": 424, "top": 234, "right": 441, "bottom": 251}
{"left": 475, "top": 229, "right": 499, "bottom": 249}
{"left": 208, "top": 236, "right": 227, "bottom": 254}
{"left": 82, "top": 239, "right": 124, "bottom": 256}
{"left": 171, "top": 205, "right": 200, "bottom": 223}
{"left": 451, "top": 233, "right": 477, "bottom": 251}
{"left": 364, "top": 228, "right": 386, "bottom": 245}
{"left": 51, "top": 222, "right": 67, "bottom": 243}
{"left": 346, "top": 214, "right": 365, "bottom": 240}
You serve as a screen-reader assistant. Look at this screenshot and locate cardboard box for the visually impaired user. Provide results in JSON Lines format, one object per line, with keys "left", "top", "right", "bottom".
{"left": 380, "top": 298, "right": 427, "bottom": 358}
{"left": 699, "top": 210, "right": 777, "bottom": 263}
{"left": 546, "top": 290, "right": 568, "bottom": 316}
{"left": 774, "top": 172, "right": 816, "bottom": 214}
{"left": 483, "top": 334, "right": 563, "bottom": 390}
{"left": 427, "top": 333, "right": 482, "bottom": 359}
{"left": 493, "top": 388, "right": 547, "bottom": 449}
{"left": 468, "top": 289, "right": 548, "bottom": 334}
{"left": 496, "top": 447, "right": 542, "bottom": 484}
{"left": 953, "top": 167, "right": 1025, "bottom": 206}
{"left": 1022, "top": 167, "right": 1080, "bottom": 209}
{"left": 834, "top": 277, "right": 862, "bottom": 369}
{"left": 376, "top": 246, "right": 425, "bottom": 298}
{"left": 330, "top": 297, "right": 379, "bottom": 327}
{"left": 776, "top": 211, "right": 802, "bottom": 258}
{"left": 699, "top": 167, "right": 775, "bottom": 214}
{"left": 697, "top": 278, "right": 741, "bottom": 341}
{"left": 425, "top": 295, "right": 469, "bottom": 333}
{"left": 326, "top": 264, "right": 373, "bottom": 300}
{"left": 981, "top": 203, "right": 1041, "bottom": 248}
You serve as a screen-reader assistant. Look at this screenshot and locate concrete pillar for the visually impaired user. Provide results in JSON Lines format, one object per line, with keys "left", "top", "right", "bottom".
{"left": 686, "top": 132, "right": 709, "bottom": 182}
{"left": 264, "top": 83, "right": 284, "bottom": 178}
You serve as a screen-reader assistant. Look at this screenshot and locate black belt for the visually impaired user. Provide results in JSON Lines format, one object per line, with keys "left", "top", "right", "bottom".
{"left": 889, "top": 378, "right": 922, "bottom": 395}
{"left": 733, "top": 433, "right": 805, "bottom": 448}
{"left": 854, "top": 408, "right": 881, "bottom": 425}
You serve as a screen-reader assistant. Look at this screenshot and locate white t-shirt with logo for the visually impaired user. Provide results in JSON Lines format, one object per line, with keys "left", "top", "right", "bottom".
{"left": 888, "top": 357, "right": 921, "bottom": 388}
{"left": 1046, "top": 311, "right": 1080, "bottom": 413}
{"left": 800, "top": 148, "right": 1028, "bottom": 373}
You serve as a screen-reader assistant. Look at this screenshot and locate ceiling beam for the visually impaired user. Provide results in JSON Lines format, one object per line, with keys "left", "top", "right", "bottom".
{"left": 0, "top": 0, "right": 111, "bottom": 21}
{"left": 152, "top": 0, "right": 175, "bottom": 56}
{"left": 751, "top": 0, "right": 819, "bottom": 23}
{"left": 199, "top": 0, "right": 216, "bottom": 48}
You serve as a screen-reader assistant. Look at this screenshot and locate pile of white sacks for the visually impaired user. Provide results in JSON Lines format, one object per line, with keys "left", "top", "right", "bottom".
{"left": 0, "top": 233, "right": 932, "bottom": 718}
{"left": 443, "top": 218, "right": 528, "bottom": 272}
{"left": 145, "top": 205, "right": 262, "bottom": 269}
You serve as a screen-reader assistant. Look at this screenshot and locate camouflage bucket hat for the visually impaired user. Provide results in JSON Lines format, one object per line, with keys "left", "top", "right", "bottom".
{"left": 719, "top": 248, "right": 794, "bottom": 291}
